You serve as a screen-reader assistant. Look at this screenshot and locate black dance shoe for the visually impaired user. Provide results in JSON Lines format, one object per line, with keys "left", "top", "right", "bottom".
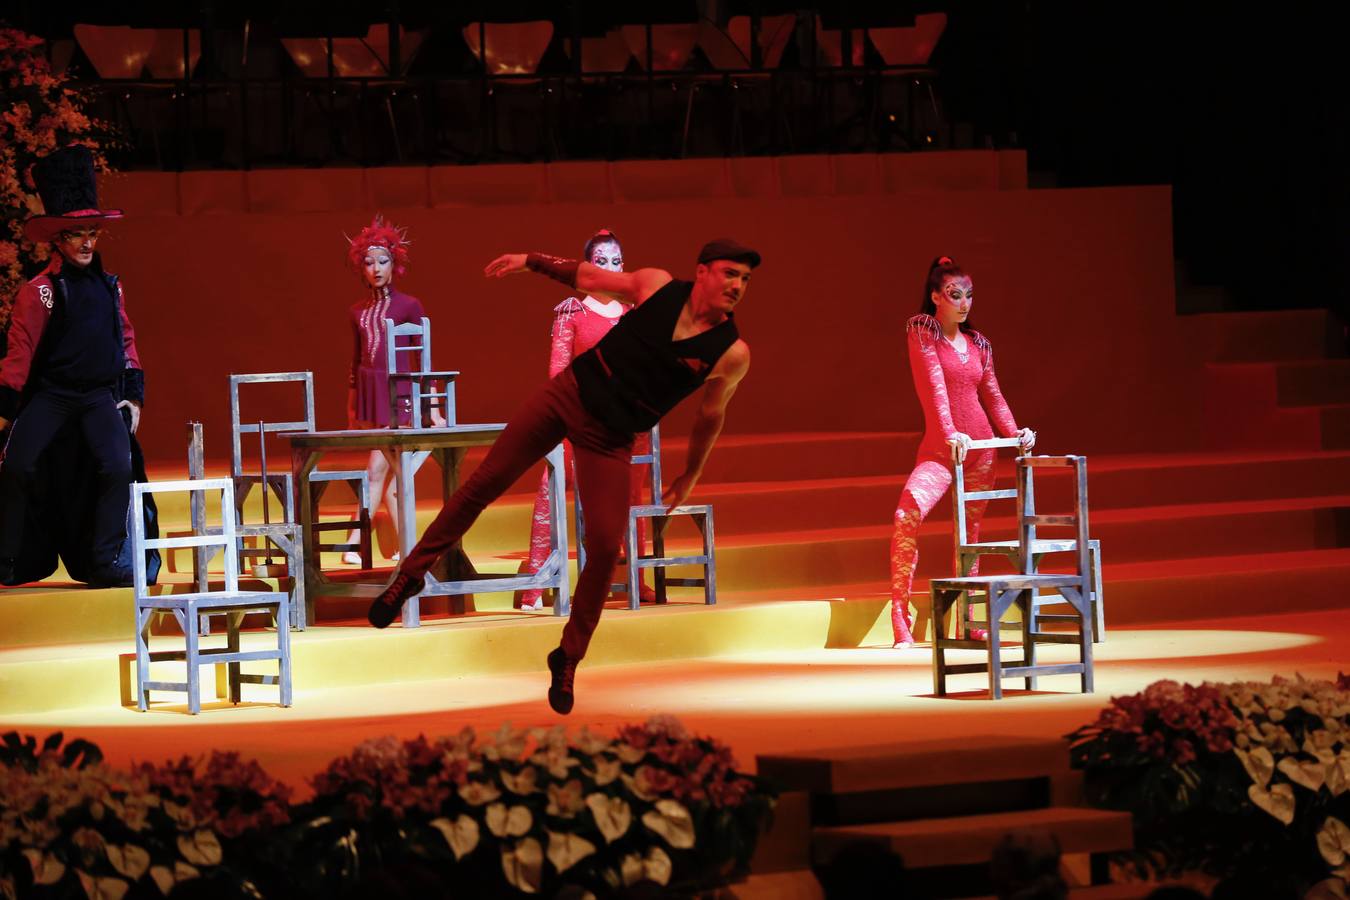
{"left": 89, "top": 563, "right": 134, "bottom": 588}
{"left": 547, "top": 647, "right": 578, "bottom": 715}
{"left": 367, "top": 570, "right": 424, "bottom": 628}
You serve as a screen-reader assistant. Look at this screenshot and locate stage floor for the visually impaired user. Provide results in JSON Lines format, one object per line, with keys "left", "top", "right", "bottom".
{"left": 2, "top": 608, "right": 1343, "bottom": 792}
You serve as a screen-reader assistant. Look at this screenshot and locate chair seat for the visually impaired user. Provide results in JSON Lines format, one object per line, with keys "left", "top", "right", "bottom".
{"left": 390, "top": 370, "right": 459, "bottom": 379}
{"left": 140, "top": 590, "right": 287, "bottom": 611}
{"left": 237, "top": 522, "right": 300, "bottom": 537}
{"left": 931, "top": 574, "right": 1083, "bottom": 591}
{"left": 961, "top": 538, "right": 1096, "bottom": 554}
{"left": 629, "top": 503, "right": 713, "bottom": 518}
{"left": 308, "top": 469, "right": 366, "bottom": 483}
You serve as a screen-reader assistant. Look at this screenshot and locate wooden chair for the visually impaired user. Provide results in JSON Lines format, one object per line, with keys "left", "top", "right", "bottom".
{"left": 384, "top": 317, "right": 458, "bottom": 428}
{"left": 230, "top": 373, "right": 372, "bottom": 606}
{"left": 576, "top": 424, "right": 717, "bottom": 608}
{"left": 132, "top": 478, "right": 292, "bottom": 715}
{"left": 931, "top": 455, "right": 1095, "bottom": 700}
{"left": 952, "top": 437, "right": 1105, "bottom": 642}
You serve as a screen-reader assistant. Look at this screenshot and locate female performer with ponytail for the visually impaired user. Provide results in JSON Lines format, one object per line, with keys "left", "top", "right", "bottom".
{"left": 889, "top": 256, "right": 1036, "bottom": 648}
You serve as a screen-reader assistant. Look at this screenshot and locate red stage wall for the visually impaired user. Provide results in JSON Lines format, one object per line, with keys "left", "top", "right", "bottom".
{"left": 86, "top": 152, "right": 1191, "bottom": 465}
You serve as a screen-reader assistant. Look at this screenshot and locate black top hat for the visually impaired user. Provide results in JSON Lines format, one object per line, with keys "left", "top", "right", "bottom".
{"left": 22, "top": 145, "right": 124, "bottom": 243}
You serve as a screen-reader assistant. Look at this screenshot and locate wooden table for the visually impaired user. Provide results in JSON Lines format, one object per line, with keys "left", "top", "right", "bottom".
{"left": 285, "top": 424, "right": 569, "bottom": 627}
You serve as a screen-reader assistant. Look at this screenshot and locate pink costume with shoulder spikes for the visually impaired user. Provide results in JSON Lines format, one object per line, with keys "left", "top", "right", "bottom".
{"left": 890, "top": 313, "right": 1020, "bottom": 644}
{"left": 518, "top": 299, "right": 650, "bottom": 607}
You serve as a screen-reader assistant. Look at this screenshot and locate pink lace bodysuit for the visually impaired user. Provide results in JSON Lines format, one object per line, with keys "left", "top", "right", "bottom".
{"left": 890, "top": 314, "right": 1019, "bottom": 644}
{"left": 519, "top": 298, "right": 650, "bottom": 607}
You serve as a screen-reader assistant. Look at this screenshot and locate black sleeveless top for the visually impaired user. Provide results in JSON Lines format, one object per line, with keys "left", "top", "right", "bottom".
{"left": 571, "top": 279, "right": 739, "bottom": 434}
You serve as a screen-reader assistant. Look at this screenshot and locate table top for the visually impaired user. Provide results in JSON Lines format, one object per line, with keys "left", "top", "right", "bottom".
{"left": 283, "top": 423, "right": 507, "bottom": 450}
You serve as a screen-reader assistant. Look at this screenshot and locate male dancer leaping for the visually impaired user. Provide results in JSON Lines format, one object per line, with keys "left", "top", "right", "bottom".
{"left": 368, "top": 239, "right": 756, "bottom": 715}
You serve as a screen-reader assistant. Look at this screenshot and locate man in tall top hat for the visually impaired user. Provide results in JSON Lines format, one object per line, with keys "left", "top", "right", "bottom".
{"left": 0, "top": 145, "right": 146, "bottom": 587}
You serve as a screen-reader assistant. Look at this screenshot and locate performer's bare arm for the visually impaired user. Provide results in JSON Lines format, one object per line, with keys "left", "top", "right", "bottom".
{"left": 484, "top": 254, "right": 672, "bottom": 306}
{"left": 661, "top": 340, "right": 751, "bottom": 511}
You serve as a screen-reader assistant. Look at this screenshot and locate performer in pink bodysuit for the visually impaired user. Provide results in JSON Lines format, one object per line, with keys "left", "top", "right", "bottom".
{"left": 518, "top": 230, "right": 653, "bottom": 609}
{"left": 890, "top": 256, "right": 1036, "bottom": 647}
{"left": 342, "top": 216, "right": 443, "bottom": 564}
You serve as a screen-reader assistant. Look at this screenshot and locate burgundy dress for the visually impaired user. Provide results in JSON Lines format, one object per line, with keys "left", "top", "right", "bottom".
{"left": 349, "top": 287, "right": 427, "bottom": 427}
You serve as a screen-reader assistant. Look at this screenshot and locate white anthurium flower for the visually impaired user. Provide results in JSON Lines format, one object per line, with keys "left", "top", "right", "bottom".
{"left": 458, "top": 780, "right": 502, "bottom": 806}
{"left": 500, "top": 767, "right": 541, "bottom": 796}
{"left": 486, "top": 803, "right": 533, "bottom": 838}
{"left": 615, "top": 744, "right": 646, "bottom": 765}
{"left": 547, "top": 780, "right": 585, "bottom": 818}
{"left": 501, "top": 837, "right": 544, "bottom": 894}
{"left": 621, "top": 772, "right": 658, "bottom": 803}
{"left": 429, "top": 816, "right": 480, "bottom": 860}
{"left": 1319, "top": 817, "right": 1350, "bottom": 867}
{"left": 1278, "top": 756, "right": 1327, "bottom": 792}
{"left": 546, "top": 829, "right": 597, "bottom": 873}
{"left": 585, "top": 793, "right": 633, "bottom": 843}
{"left": 1236, "top": 746, "right": 1275, "bottom": 789}
{"left": 22, "top": 850, "right": 65, "bottom": 886}
{"left": 149, "top": 862, "right": 200, "bottom": 897}
{"left": 76, "top": 871, "right": 129, "bottom": 900}
{"left": 177, "top": 830, "right": 223, "bottom": 867}
{"left": 620, "top": 846, "right": 674, "bottom": 887}
{"left": 574, "top": 727, "right": 611, "bottom": 756}
{"left": 105, "top": 843, "right": 151, "bottom": 880}
{"left": 589, "top": 758, "right": 622, "bottom": 787}
{"left": 1248, "top": 782, "right": 1296, "bottom": 826}
{"left": 642, "top": 799, "right": 696, "bottom": 849}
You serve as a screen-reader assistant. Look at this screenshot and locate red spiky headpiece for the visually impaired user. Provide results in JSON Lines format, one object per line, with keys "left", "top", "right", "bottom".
{"left": 346, "top": 215, "right": 411, "bottom": 277}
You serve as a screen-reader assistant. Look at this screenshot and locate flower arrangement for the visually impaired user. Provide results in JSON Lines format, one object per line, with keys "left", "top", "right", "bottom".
{"left": 1, "top": 718, "right": 777, "bottom": 898}
{"left": 1067, "top": 674, "right": 1350, "bottom": 894}
{"left": 0, "top": 732, "right": 254, "bottom": 898}
{"left": 299, "top": 716, "right": 776, "bottom": 897}
{"left": 0, "top": 28, "right": 118, "bottom": 336}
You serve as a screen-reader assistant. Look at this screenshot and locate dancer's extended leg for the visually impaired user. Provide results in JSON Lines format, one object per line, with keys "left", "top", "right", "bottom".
{"left": 889, "top": 457, "right": 952, "bottom": 646}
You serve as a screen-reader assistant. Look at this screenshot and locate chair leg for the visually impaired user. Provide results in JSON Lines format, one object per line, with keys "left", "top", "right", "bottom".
{"left": 227, "top": 612, "right": 243, "bottom": 705}
{"left": 626, "top": 512, "right": 641, "bottom": 611}
{"left": 1091, "top": 543, "right": 1106, "bottom": 643}
{"left": 653, "top": 515, "right": 668, "bottom": 605}
{"left": 701, "top": 509, "right": 717, "bottom": 606}
{"left": 1071, "top": 586, "right": 1095, "bottom": 694}
{"left": 185, "top": 601, "right": 201, "bottom": 715}
{"left": 931, "top": 589, "right": 949, "bottom": 697}
{"left": 1020, "top": 589, "right": 1037, "bottom": 693}
{"left": 986, "top": 589, "right": 1003, "bottom": 700}
{"left": 136, "top": 607, "right": 151, "bottom": 712}
{"left": 278, "top": 596, "right": 293, "bottom": 707}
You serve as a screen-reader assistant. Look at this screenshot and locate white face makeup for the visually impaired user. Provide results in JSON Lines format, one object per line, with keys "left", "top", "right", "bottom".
{"left": 588, "top": 240, "right": 623, "bottom": 272}
{"left": 934, "top": 275, "right": 973, "bottom": 323}
{"left": 363, "top": 247, "right": 393, "bottom": 289}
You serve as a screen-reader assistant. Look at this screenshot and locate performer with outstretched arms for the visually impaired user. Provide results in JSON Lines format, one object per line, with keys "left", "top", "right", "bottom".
{"left": 367, "top": 239, "right": 756, "bottom": 715}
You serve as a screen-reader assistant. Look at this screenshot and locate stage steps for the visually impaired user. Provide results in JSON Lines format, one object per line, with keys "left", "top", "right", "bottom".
{"left": 756, "top": 736, "right": 1132, "bottom": 899}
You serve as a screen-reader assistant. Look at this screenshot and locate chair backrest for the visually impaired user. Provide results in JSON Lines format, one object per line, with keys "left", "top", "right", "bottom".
{"left": 724, "top": 14, "right": 796, "bottom": 70}
{"left": 132, "top": 478, "right": 242, "bottom": 598}
{"left": 570, "top": 29, "right": 633, "bottom": 73}
{"left": 868, "top": 13, "right": 947, "bottom": 67}
{"left": 145, "top": 28, "right": 201, "bottom": 79}
{"left": 952, "top": 436, "right": 1022, "bottom": 547}
{"left": 228, "top": 372, "right": 316, "bottom": 478}
{"left": 384, "top": 316, "right": 432, "bottom": 377}
{"left": 1017, "top": 455, "right": 1091, "bottom": 579}
{"left": 365, "top": 24, "right": 425, "bottom": 76}
{"left": 634, "top": 424, "right": 665, "bottom": 504}
{"left": 74, "top": 24, "right": 157, "bottom": 78}
{"left": 813, "top": 18, "right": 867, "bottom": 67}
{"left": 621, "top": 24, "right": 699, "bottom": 71}
{"left": 462, "top": 21, "right": 554, "bottom": 75}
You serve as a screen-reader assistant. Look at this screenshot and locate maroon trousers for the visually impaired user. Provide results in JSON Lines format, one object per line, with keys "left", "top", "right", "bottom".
{"left": 402, "top": 370, "right": 634, "bottom": 660}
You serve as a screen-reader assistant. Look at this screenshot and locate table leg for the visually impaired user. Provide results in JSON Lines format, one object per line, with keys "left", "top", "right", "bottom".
{"left": 545, "top": 443, "right": 570, "bottom": 616}
{"left": 292, "top": 446, "right": 322, "bottom": 627}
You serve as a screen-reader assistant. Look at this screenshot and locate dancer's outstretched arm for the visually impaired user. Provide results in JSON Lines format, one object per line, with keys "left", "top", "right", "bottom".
{"left": 661, "top": 340, "right": 751, "bottom": 511}
{"left": 485, "top": 253, "right": 672, "bottom": 306}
